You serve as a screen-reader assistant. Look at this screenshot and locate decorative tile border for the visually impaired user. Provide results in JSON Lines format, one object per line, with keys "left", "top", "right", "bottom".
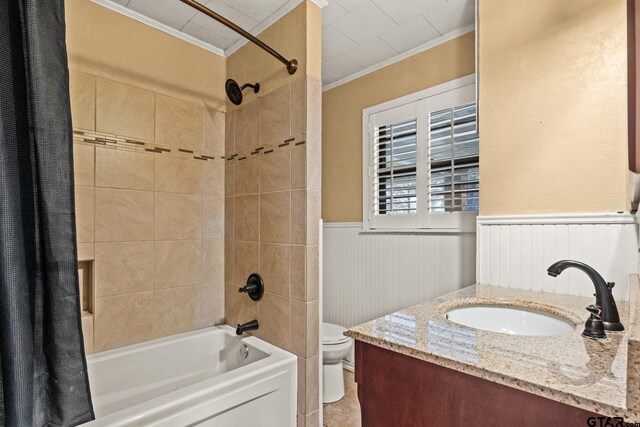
{"left": 73, "top": 128, "right": 307, "bottom": 165}
{"left": 72, "top": 128, "right": 222, "bottom": 162}
{"left": 225, "top": 135, "right": 306, "bottom": 165}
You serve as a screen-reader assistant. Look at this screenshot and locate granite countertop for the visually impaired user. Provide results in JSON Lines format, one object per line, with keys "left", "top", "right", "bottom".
{"left": 346, "top": 279, "right": 640, "bottom": 420}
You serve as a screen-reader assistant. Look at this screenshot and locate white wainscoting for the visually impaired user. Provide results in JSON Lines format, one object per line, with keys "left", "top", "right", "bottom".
{"left": 323, "top": 223, "right": 476, "bottom": 367}
{"left": 476, "top": 214, "right": 639, "bottom": 301}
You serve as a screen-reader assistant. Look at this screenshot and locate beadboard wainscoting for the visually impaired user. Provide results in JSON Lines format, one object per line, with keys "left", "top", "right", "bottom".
{"left": 323, "top": 223, "right": 476, "bottom": 366}
{"left": 476, "top": 214, "right": 639, "bottom": 301}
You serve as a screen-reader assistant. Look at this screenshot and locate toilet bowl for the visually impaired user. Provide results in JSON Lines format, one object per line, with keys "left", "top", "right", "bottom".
{"left": 322, "top": 322, "right": 352, "bottom": 404}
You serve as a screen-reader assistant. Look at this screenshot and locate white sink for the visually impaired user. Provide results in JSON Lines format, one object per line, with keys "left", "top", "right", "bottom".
{"left": 445, "top": 305, "right": 575, "bottom": 336}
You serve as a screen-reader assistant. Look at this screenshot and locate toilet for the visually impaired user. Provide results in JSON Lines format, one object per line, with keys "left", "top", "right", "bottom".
{"left": 322, "top": 322, "right": 353, "bottom": 403}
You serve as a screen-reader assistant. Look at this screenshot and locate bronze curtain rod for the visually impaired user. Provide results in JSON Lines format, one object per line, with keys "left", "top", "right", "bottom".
{"left": 177, "top": 0, "right": 298, "bottom": 75}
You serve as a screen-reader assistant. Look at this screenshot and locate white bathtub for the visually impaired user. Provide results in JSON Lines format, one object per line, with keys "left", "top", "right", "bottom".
{"left": 82, "top": 325, "right": 297, "bottom": 426}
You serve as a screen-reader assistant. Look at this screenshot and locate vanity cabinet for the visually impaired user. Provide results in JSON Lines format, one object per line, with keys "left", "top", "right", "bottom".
{"left": 354, "top": 341, "right": 598, "bottom": 427}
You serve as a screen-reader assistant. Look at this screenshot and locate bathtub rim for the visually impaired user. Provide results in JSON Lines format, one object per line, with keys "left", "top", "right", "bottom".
{"left": 84, "top": 324, "right": 297, "bottom": 426}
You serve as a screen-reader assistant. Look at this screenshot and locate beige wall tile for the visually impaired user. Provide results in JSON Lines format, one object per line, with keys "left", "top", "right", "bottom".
{"left": 260, "top": 151, "right": 291, "bottom": 193}
{"left": 233, "top": 240, "right": 259, "bottom": 284}
{"left": 235, "top": 101, "right": 259, "bottom": 153}
{"left": 225, "top": 282, "right": 258, "bottom": 327}
{"left": 225, "top": 196, "right": 234, "bottom": 239}
{"left": 297, "top": 410, "right": 319, "bottom": 427}
{"left": 94, "top": 291, "right": 153, "bottom": 352}
{"left": 153, "top": 285, "right": 201, "bottom": 337}
{"left": 306, "top": 246, "right": 319, "bottom": 302}
{"left": 154, "top": 192, "right": 201, "bottom": 240}
{"left": 154, "top": 240, "right": 201, "bottom": 289}
{"left": 96, "top": 78, "right": 155, "bottom": 141}
{"left": 95, "top": 188, "right": 153, "bottom": 241}
{"left": 260, "top": 84, "right": 291, "bottom": 146}
{"left": 81, "top": 313, "right": 94, "bottom": 355}
{"left": 202, "top": 239, "right": 224, "bottom": 284}
{"left": 203, "top": 161, "right": 224, "bottom": 198}
{"left": 291, "top": 146, "right": 306, "bottom": 189}
{"left": 225, "top": 164, "right": 234, "bottom": 197}
{"left": 203, "top": 108, "right": 225, "bottom": 155}
{"left": 235, "top": 158, "right": 259, "bottom": 195}
{"left": 77, "top": 242, "right": 94, "bottom": 261}
{"left": 156, "top": 95, "right": 203, "bottom": 151}
{"left": 155, "top": 155, "right": 202, "bottom": 194}
{"left": 291, "top": 300, "right": 319, "bottom": 358}
{"left": 225, "top": 111, "right": 235, "bottom": 155}
{"left": 257, "top": 292, "right": 291, "bottom": 351}
{"left": 305, "top": 77, "right": 322, "bottom": 192}
{"left": 259, "top": 243, "right": 290, "bottom": 297}
{"left": 95, "top": 147, "right": 154, "bottom": 190}
{"left": 290, "top": 245, "right": 306, "bottom": 301}
{"left": 73, "top": 143, "right": 95, "bottom": 186}
{"left": 305, "top": 356, "right": 320, "bottom": 414}
{"left": 297, "top": 355, "right": 320, "bottom": 415}
{"left": 291, "top": 190, "right": 306, "bottom": 245}
{"left": 201, "top": 282, "right": 224, "bottom": 327}
{"left": 260, "top": 191, "right": 291, "bottom": 243}
{"left": 224, "top": 239, "right": 234, "bottom": 284}
{"left": 202, "top": 195, "right": 224, "bottom": 239}
{"left": 290, "top": 77, "right": 306, "bottom": 140}
{"left": 234, "top": 195, "right": 259, "bottom": 241}
{"left": 95, "top": 241, "right": 153, "bottom": 297}
{"left": 306, "top": 190, "right": 321, "bottom": 246}
{"left": 75, "top": 186, "right": 94, "bottom": 243}
{"left": 69, "top": 70, "right": 96, "bottom": 131}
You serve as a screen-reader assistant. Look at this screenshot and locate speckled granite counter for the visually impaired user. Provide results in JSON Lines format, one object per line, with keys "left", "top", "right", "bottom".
{"left": 346, "top": 280, "right": 640, "bottom": 421}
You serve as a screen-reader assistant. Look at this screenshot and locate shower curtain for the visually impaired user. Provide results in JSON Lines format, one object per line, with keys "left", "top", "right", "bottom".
{"left": 0, "top": 1, "right": 94, "bottom": 425}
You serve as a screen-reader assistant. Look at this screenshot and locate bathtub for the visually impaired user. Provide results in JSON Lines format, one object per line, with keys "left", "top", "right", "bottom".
{"left": 82, "top": 325, "right": 297, "bottom": 426}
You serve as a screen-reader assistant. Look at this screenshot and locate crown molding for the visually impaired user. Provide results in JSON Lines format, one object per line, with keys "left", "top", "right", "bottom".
{"left": 322, "top": 24, "right": 475, "bottom": 92}
{"left": 90, "top": 0, "right": 226, "bottom": 57}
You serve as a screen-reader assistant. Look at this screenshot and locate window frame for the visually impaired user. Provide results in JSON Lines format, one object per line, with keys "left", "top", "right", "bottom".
{"left": 362, "top": 74, "right": 478, "bottom": 231}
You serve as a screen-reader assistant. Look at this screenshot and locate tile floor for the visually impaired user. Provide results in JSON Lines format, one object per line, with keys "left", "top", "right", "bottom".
{"left": 323, "top": 369, "right": 361, "bottom": 427}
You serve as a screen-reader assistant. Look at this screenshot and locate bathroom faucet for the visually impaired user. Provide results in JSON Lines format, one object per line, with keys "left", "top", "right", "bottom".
{"left": 236, "top": 319, "right": 259, "bottom": 336}
{"left": 546, "top": 260, "right": 624, "bottom": 332}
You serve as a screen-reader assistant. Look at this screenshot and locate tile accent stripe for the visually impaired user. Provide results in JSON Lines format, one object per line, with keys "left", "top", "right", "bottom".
{"left": 73, "top": 128, "right": 222, "bottom": 163}
{"left": 225, "top": 136, "right": 306, "bottom": 165}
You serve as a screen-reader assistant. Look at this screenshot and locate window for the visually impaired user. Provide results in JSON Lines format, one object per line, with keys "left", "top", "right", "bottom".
{"left": 363, "top": 75, "right": 478, "bottom": 230}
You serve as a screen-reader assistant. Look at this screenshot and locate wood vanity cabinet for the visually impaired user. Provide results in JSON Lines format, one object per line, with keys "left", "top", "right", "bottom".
{"left": 354, "top": 341, "right": 598, "bottom": 427}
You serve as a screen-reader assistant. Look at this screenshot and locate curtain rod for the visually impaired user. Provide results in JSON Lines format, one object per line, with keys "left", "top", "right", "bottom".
{"left": 177, "top": 0, "right": 298, "bottom": 75}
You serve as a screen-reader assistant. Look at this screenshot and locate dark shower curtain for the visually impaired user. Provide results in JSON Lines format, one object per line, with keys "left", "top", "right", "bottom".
{"left": 0, "top": 0, "right": 94, "bottom": 425}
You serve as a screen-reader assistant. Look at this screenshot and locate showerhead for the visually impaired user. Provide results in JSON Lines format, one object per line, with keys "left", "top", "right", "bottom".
{"left": 225, "top": 79, "right": 260, "bottom": 105}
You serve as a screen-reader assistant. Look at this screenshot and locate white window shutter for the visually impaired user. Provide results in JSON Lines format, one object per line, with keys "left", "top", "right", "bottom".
{"left": 369, "top": 103, "right": 418, "bottom": 229}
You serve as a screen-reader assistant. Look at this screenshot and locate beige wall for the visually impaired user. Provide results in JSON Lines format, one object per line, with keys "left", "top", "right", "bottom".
{"left": 225, "top": 2, "right": 322, "bottom": 425}
{"left": 322, "top": 32, "right": 476, "bottom": 222}
{"left": 66, "top": 0, "right": 226, "bottom": 354}
{"left": 479, "top": 0, "right": 629, "bottom": 215}
{"left": 227, "top": 3, "right": 309, "bottom": 105}
{"left": 66, "top": 0, "right": 227, "bottom": 111}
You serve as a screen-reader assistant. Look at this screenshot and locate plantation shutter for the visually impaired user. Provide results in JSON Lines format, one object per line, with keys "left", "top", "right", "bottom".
{"left": 423, "top": 83, "right": 478, "bottom": 229}
{"left": 368, "top": 103, "right": 419, "bottom": 228}
{"left": 363, "top": 76, "right": 478, "bottom": 230}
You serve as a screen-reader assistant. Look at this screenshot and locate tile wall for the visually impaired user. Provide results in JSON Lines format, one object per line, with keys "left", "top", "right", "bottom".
{"left": 69, "top": 70, "right": 225, "bottom": 354}
{"left": 224, "top": 75, "right": 322, "bottom": 426}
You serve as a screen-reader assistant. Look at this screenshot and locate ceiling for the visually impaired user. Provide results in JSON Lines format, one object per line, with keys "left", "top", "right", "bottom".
{"left": 104, "top": 0, "right": 475, "bottom": 88}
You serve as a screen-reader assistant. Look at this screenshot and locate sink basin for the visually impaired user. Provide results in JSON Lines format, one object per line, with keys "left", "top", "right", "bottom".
{"left": 444, "top": 305, "right": 575, "bottom": 336}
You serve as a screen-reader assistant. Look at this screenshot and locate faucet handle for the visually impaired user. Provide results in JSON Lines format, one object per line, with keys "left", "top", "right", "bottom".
{"left": 606, "top": 282, "right": 615, "bottom": 290}
{"left": 586, "top": 304, "right": 602, "bottom": 320}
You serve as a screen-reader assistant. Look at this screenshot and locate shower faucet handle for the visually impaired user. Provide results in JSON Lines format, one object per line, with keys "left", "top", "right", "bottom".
{"left": 239, "top": 273, "right": 264, "bottom": 301}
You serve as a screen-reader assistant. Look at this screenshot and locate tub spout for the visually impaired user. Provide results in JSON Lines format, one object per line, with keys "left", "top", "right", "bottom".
{"left": 236, "top": 319, "right": 259, "bottom": 335}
